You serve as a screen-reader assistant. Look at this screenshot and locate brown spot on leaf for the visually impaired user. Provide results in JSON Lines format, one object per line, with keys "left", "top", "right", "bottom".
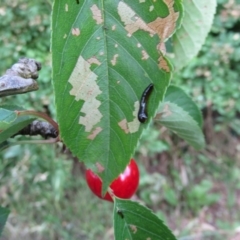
{"left": 163, "top": 104, "right": 172, "bottom": 117}
{"left": 158, "top": 42, "right": 166, "bottom": 54}
{"left": 129, "top": 224, "right": 137, "bottom": 234}
{"left": 117, "top": 2, "right": 155, "bottom": 37}
{"left": 158, "top": 56, "right": 170, "bottom": 72}
{"left": 96, "top": 162, "right": 104, "bottom": 173}
{"left": 155, "top": 103, "right": 173, "bottom": 120}
{"left": 87, "top": 127, "right": 102, "bottom": 140}
{"left": 72, "top": 28, "right": 80, "bottom": 36}
{"left": 118, "top": 119, "right": 129, "bottom": 134}
{"left": 127, "top": 101, "right": 140, "bottom": 133}
{"left": 87, "top": 57, "right": 101, "bottom": 66}
{"left": 118, "top": 101, "right": 140, "bottom": 134}
{"left": 148, "top": 0, "right": 179, "bottom": 43}
{"left": 141, "top": 50, "right": 149, "bottom": 60}
{"left": 155, "top": 112, "right": 164, "bottom": 120}
{"left": 68, "top": 56, "right": 102, "bottom": 132}
{"left": 90, "top": 4, "right": 103, "bottom": 24}
{"left": 111, "top": 54, "right": 119, "bottom": 66}
{"left": 118, "top": 0, "right": 179, "bottom": 50}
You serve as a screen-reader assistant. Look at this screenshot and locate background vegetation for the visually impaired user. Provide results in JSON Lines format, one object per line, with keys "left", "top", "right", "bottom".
{"left": 0, "top": 0, "right": 240, "bottom": 239}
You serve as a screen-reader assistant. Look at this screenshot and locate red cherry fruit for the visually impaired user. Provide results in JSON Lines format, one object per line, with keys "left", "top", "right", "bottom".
{"left": 85, "top": 159, "right": 139, "bottom": 202}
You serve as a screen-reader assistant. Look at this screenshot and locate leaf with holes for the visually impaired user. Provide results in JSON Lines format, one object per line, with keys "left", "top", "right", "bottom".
{"left": 114, "top": 198, "right": 177, "bottom": 240}
{"left": 52, "top": 0, "right": 183, "bottom": 192}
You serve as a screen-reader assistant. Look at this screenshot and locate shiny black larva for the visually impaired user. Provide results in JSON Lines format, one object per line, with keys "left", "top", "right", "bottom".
{"left": 117, "top": 209, "right": 124, "bottom": 219}
{"left": 138, "top": 83, "right": 154, "bottom": 123}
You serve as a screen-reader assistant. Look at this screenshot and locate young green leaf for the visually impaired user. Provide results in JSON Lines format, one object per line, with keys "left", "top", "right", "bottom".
{"left": 0, "top": 108, "right": 18, "bottom": 130}
{"left": 114, "top": 198, "right": 177, "bottom": 240}
{"left": 164, "top": 85, "right": 203, "bottom": 127}
{"left": 171, "top": 0, "right": 217, "bottom": 70}
{"left": 52, "top": 0, "right": 183, "bottom": 192}
{"left": 0, "top": 105, "right": 35, "bottom": 144}
{"left": 0, "top": 206, "right": 10, "bottom": 236}
{"left": 156, "top": 101, "right": 205, "bottom": 150}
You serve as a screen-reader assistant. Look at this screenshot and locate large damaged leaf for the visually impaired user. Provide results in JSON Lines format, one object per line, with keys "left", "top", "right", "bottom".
{"left": 52, "top": 0, "right": 183, "bottom": 192}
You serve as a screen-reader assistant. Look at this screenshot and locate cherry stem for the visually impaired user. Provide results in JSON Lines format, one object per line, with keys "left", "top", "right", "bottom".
{"left": 107, "top": 187, "right": 116, "bottom": 201}
{"left": 1, "top": 137, "right": 59, "bottom": 151}
{"left": 16, "top": 138, "right": 59, "bottom": 145}
{"left": 16, "top": 110, "right": 59, "bottom": 134}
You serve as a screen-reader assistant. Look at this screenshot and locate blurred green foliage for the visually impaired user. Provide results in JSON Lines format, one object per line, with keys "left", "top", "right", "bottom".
{"left": 0, "top": 145, "right": 113, "bottom": 239}
{"left": 1, "top": 0, "right": 240, "bottom": 239}
{"left": 137, "top": 0, "right": 240, "bottom": 238}
{"left": 0, "top": 0, "right": 54, "bottom": 114}
{"left": 174, "top": 0, "right": 240, "bottom": 129}
{"left": 0, "top": 0, "right": 51, "bottom": 69}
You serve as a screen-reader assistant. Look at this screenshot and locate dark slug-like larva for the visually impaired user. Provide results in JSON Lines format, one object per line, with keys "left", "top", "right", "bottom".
{"left": 138, "top": 83, "right": 154, "bottom": 123}
{"left": 117, "top": 209, "right": 124, "bottom": 219}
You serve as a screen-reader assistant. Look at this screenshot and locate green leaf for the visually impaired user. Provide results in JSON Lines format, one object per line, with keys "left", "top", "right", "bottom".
{"left": 157, "top": 101, "right": 205, "bottom": 150}
{"left": 171, "top": 0, "right": 217, "bottom": 70}
{"left": 0, "top": 108, "right": 18, "bottom": 130}
{"left": 0, "top": 206, "right": 10, "bottom": 236}
{"left": 0, "top": 105, "right": 35, "bottom": 144}
{"left": 164, "top": 85, "right": 203, "bottom": 127}
{"left": 0, "top": 141, "right": 9, "bottom": 152}
{"left": 52, "top": 1, "right": 183, "bottom": 192}
{"left": 114, "top": 199, "right": 177, "bottom": 240}
{"left": 163, "top": 188, "right": 178, "bottom": 206}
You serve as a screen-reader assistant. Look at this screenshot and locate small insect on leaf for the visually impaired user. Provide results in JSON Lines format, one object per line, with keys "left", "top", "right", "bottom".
{"left": 138, "top": 84, "right": 154, "bottom": 123}
{"left": 76, "top": 0, "right": 79, "bottom": 4}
